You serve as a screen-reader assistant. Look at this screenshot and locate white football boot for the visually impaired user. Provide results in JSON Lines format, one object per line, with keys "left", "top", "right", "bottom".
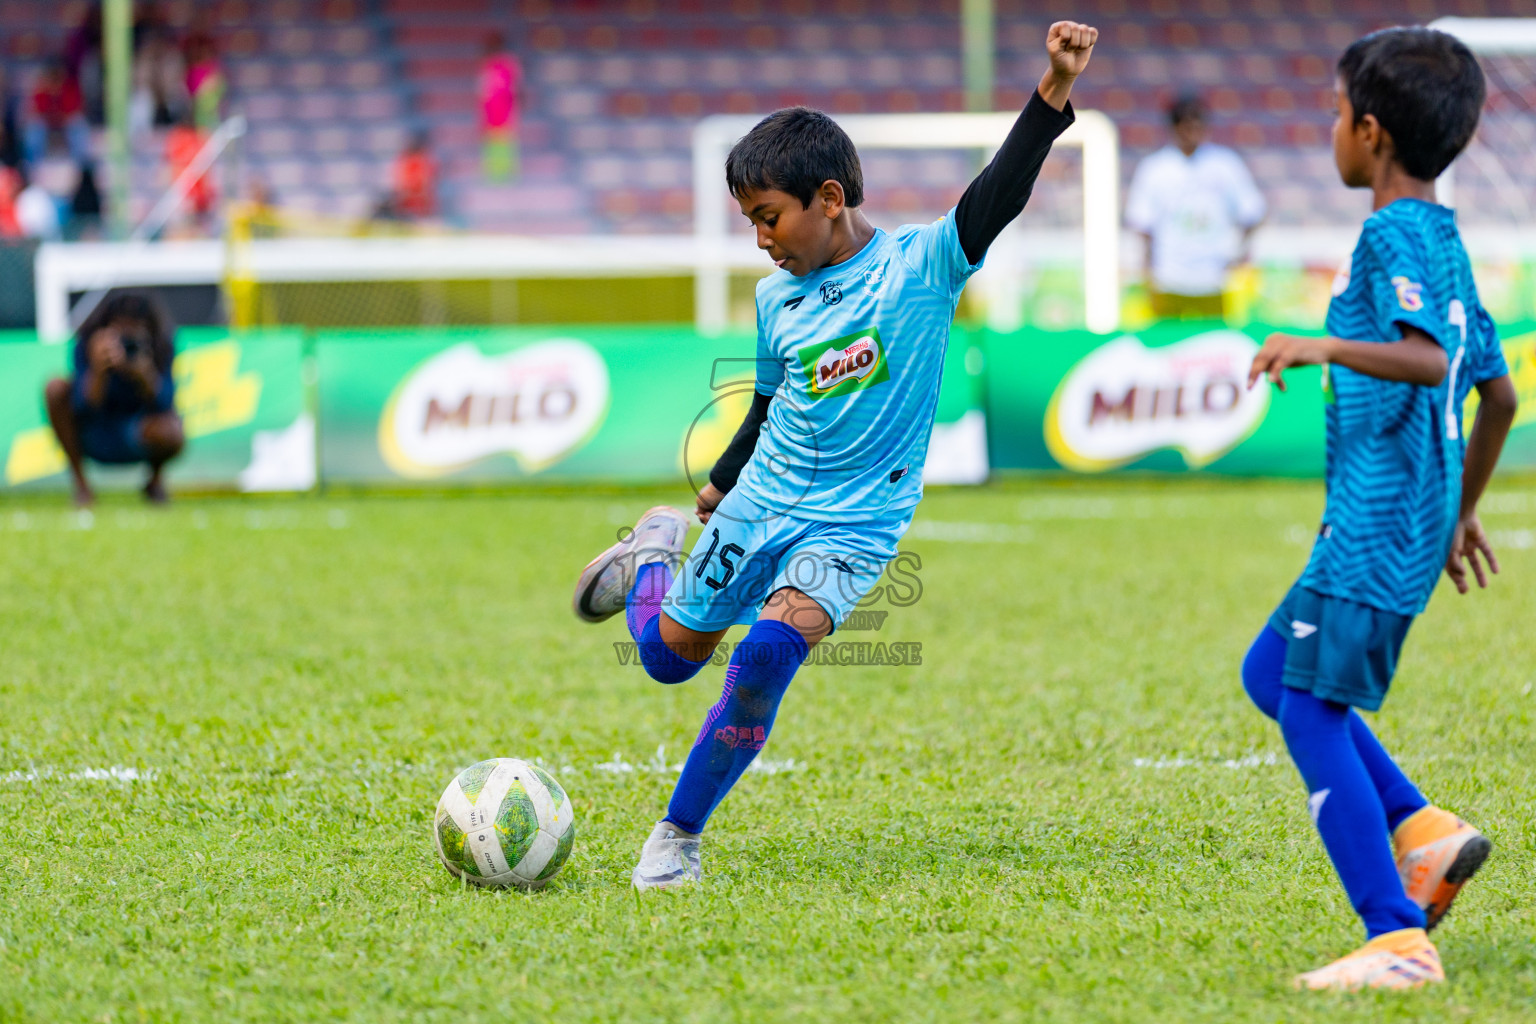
{"left": 631, "top": 820, "right": 702, "bottom": 891}
{"left": 572, "top": 505, "right": 690, "bottom": 623}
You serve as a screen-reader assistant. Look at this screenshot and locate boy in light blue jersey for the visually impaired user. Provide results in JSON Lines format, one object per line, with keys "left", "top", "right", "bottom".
{"left": 1242, "top": 27, "right": 1519, "bottom": 991}
{"left": 572, "top": 21, "right": 1100, "bottom": 890}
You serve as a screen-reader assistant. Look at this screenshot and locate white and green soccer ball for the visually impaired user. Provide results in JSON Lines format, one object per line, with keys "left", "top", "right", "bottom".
{"left": 434, "top": 758, "right": 575, "bottom": 889}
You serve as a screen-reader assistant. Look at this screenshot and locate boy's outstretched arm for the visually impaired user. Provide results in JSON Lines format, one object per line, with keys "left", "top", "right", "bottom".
{"left": 1446, "top": 373, "right": 1519, "bottom": 594}
{"left": 1246, "top": 326, "right": 1448, "bottom": 392}
{"left": 953, "top": 20, "right": 1097, "bottom": 265}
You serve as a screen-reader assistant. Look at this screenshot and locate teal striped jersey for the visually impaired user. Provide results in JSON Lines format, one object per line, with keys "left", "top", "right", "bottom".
{"left": 738, "top": 211, "right": 979, "bottom": 518}
{"left": 1301, "top": 199, "right": 1509, "bottom": 615}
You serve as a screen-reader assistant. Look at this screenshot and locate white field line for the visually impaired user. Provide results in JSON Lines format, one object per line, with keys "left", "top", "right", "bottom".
{"left": 1490, "top": 529, "right": 1535, "bottom": 550}
{"left": 1015, "top": 495, "right": 1275, "bottom": 521}
{"left": 588, "top": 745, "right": 801, "bottom": 776}
{"left": 1132, "top": 753, "right": 1280, "bottom": 770}
{"left": 0, "top": 751, "right": 807, "bottom": 787}
{"left": 1481, "top": 491, "right": 1536, "bottom": 515}
{"left": 1, "top": 765, "right": 156, "bottom": 783}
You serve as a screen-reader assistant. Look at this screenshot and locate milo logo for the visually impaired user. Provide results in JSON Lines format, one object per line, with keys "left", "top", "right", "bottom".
{"left": 378, "top": 340, "right": 610, "bottom": 478}
{"left": 816, "top": 339, "right": 877, "bottom": 389}
{"left": 798, "top": 327, "right": 891, "bottom": 400}
{"left": 1043, "top": 330, "right": 1269, "bottom": 471}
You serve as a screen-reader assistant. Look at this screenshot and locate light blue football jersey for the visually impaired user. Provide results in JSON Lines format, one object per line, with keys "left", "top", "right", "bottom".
{"left": 736, "top": 210, "right": 980, "bottom": 518}
{"left": 1301, "top": 199, "right": 1510, "bottom": 616}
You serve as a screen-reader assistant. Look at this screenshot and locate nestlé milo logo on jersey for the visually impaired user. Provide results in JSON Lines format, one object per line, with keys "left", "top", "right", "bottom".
{"left": 798, "top": 327, "right": 890, "bottom": 400}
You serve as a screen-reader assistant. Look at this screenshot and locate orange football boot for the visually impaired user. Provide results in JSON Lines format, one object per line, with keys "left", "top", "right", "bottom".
{"left": 1394, "top": 806, "right": 1492, "bottom": 931}
{"left": 1294, "top": 928, "right": 1444, "bottom": 991}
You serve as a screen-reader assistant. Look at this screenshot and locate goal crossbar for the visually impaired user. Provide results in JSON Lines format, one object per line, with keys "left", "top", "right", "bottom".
{"left": 1431, "top": 17, "right": 1536, "bottom": 55}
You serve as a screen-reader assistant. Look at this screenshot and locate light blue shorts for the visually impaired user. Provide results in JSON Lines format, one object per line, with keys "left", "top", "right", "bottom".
{"left": 662, "top": 486, "right": 914, "bottom": 633}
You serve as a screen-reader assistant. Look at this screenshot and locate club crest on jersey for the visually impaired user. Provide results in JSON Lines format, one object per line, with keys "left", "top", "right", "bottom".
{"left": 1331, "top": 256, "right": 1351, "bottom": 297}
{"left": 862, "top": 263, "right": 888, "bottom": 294}
{"left": 1392, "top": 275, "right": 1424, "bottom": 312}
{"left": 798, "top": 327, "right": 890, "bottom": 400}
{"left": 820, "top": 281, "right": 843, "bottom": 306}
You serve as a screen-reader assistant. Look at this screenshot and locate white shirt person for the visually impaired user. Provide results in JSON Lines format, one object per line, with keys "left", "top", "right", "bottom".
{"left": 1125, "top": 94, "right": 1266, "bottom": 314}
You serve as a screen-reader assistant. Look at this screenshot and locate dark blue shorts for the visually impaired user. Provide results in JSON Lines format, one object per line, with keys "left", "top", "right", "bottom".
{"left": 78, "top": 413, "right": 151, "bottom": 464}
{"left": 1267, "top": 584, "right": 1414, "bottom": 712}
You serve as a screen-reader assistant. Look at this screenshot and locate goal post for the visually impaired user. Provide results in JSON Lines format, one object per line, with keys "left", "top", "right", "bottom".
{"left": 1430, "top": 17, "right": 1536, "bottom": 220}
{"left": 692, "top": 109, "right": 1120, "bottom": 335}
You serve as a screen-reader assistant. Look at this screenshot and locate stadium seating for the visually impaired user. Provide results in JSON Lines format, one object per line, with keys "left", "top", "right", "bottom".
{"left": 2, "top": 0, "right": 1528, "bottom": 234}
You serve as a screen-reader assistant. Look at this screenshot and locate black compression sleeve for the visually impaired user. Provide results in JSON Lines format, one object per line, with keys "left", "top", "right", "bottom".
{"left": 708, "top": 391, "right": 773, "bottom": 494}
{"left": 954, "top": 90, "right": 1076, "bottom": 265}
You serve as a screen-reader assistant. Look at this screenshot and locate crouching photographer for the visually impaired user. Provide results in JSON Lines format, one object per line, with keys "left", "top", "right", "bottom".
{"left": 43, "top": 293, "right": 185, "bottom": 506}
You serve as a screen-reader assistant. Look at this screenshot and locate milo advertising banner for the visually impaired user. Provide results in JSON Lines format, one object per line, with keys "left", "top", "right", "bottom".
{"left": 985, "top": 321, "right": 1536, "bottom": 474}
{"left": 8, "top": 320, "right": 1528, "bottom": 489}
{"left": 314, "top": 326, "right": 988, "bottom": 485}
{"left": 0, "top": 329, "right": 310, "bottom": 492}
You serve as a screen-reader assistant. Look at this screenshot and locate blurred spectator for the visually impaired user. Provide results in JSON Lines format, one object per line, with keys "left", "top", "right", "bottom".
{"left": 389, "top": 131, "right": 438, "bottom": 220}
{"left": 480, "top": 32, "right": 521, "bottom": 182}
{"left": 0, "top": 168, "right": 23, "bottom": 238}
{"left": 165, "top": 112, "right": 215, "bottom": 234}
{"left": 249, "top": 177, "right": 277, "bottom": 214}
{"left": 24, "top": 60, "right": 91, "bottom": 165}
{"left": 244, "top": 178, "right": 282, "bottom": 237}
{"left": 0, "top": 65, "right": 22, "bottom": 170}
{"left": 131, "top": 25, "right": 189, "bottom": 135}
{"left": 63, "top": 4, "right": 104, "bottom": 123}
{"left": 1125, "top": 93, "right": 1266, "bottom": 320}
{"left": 183, "top": 12, "right": 225, "bottom": 131}
{"left": 180, "top": 9, "right": 218, "bottom": 72}
{"left": 14, "top": 167, "right": 62, "bottom": 240}
{"left": 70, "top": 162, "right": 104, "bottom": 240}
{"left": 44, "top": 292, "right": 185, "bottom": 507}
{"left": 134, "top": 2, "right": 173, "bottom": 51}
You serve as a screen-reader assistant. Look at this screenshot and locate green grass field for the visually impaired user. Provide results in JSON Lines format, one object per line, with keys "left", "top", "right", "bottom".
{"left": 0, "top": 478, "right": 1532, "bottom": 1022}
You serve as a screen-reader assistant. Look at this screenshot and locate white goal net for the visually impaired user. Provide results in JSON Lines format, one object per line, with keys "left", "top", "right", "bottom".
{"left": 1432, "top": 17, "right": 1536, "bottom": 227}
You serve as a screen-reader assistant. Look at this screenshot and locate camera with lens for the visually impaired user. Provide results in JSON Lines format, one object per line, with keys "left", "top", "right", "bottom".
{"left": 118, "top": 325, "right": 151, "bottom": 363}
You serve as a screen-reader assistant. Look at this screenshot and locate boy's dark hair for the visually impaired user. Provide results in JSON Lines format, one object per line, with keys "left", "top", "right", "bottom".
{"left": 1167, "top": 92, "right": 1205, "bottom": 126}
{"left": 725, "top": 107, "right": 863, "bottom": 209}
{"left": 75, "top": 291, "right": 176, "bottom": 372}
{"left": 1338, "top": 27, "right": 1485, "bottom": 180}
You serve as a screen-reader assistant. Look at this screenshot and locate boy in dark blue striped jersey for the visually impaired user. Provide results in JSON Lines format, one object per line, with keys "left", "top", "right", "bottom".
{"left": 1242, "top": 28, "right": 1519, "bottom": 991}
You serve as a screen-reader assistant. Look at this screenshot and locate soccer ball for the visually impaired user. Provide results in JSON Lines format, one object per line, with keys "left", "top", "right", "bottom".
{"left": 433, "top": 757, "right": 575, "bottom": 889}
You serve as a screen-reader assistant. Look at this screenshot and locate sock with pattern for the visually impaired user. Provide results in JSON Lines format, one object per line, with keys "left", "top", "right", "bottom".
{"left": 665, "top": 618, "right": 807, "bottom": 833}
{"left": 627, "top": 562, "right": 708, "bottom": 685}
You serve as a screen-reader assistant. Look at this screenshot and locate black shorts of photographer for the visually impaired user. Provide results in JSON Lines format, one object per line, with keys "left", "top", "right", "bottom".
{"left": 43, "top": 293, "right": 186, "bottom": 506}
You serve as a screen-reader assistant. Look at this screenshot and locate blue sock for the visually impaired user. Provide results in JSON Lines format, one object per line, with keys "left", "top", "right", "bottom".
{"left": 1241, "top": 626, "right": 1288, "bottom": 720}
{"left": 1347, "top": 711, "right": 1429, "bottom": 833}
{"left": 626, "top": 563, "right": 708, "bottom": 685}
{"left": 1277, "top": 687, "right": 1426, "bottom": 938}
{"left": 626, "top": 562, "right": 671, "bottom": 642}
{"left": 1243, "top": 625, "right": 1428, "bottom": 831}
{"left": 665, "top": 619, "right": 808, "bottom": 834}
